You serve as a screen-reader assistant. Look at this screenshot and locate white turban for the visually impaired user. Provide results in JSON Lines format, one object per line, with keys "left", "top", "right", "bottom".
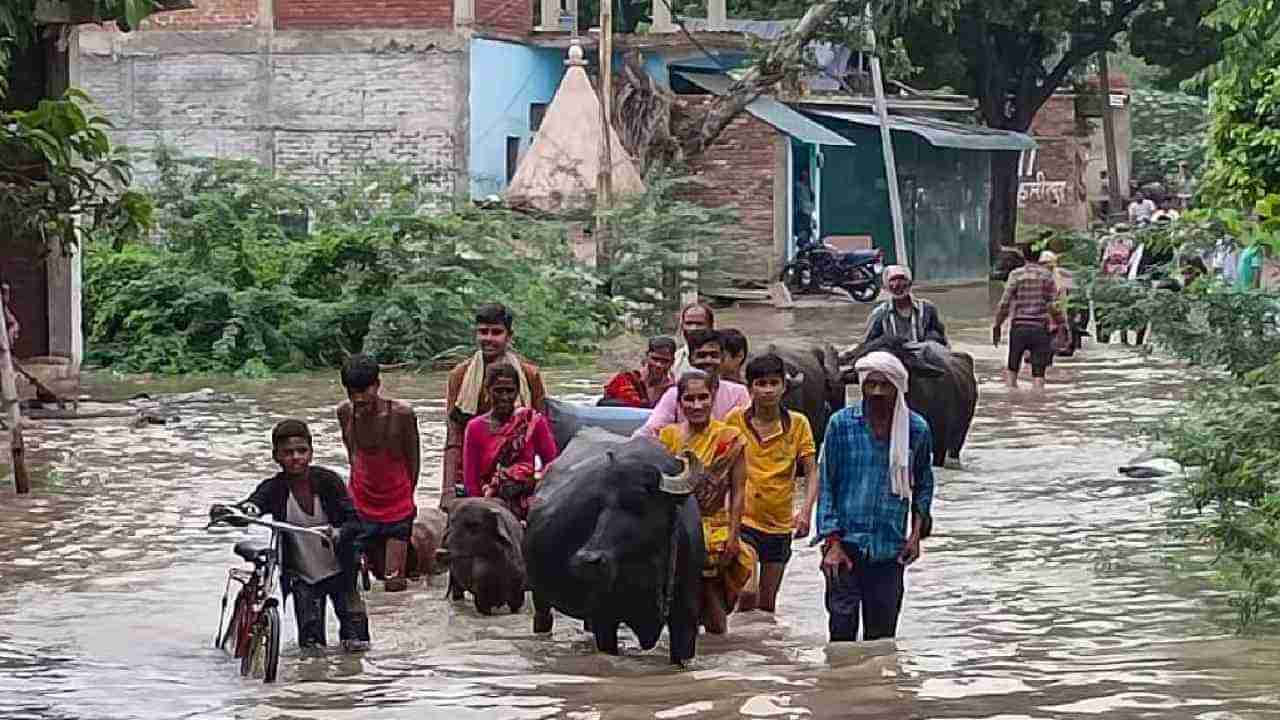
{"left": 884, "top": 264, "right": 912, "bottom": 284}
{"left": 854, "top": 351, "right": 912, "bottom": 502}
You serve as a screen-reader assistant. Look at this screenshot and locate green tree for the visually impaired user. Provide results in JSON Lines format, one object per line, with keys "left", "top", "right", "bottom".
{"left": 1130, "top": 88, "right": 1209, "bottom": 185}
{"left": 1129, "top": 0, "right": 1222, "bottom": 90}
{"left": 900, "top": 1, "right": 1217, "bottom": 258}
{"left": 1198, "top": 0, "right": 1280, "bottom": 209}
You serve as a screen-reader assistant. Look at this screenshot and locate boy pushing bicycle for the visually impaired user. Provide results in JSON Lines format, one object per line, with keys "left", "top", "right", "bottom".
{"left": 210, "top": 420, "right": 372, "bottom": 652}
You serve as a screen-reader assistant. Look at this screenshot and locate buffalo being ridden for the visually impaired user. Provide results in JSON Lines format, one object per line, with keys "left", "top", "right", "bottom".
{"left": 841, "top": 335, "right": 977, "bottom": 468}
{"left": 524, "top": 431, "right": 706, "bottom": 665}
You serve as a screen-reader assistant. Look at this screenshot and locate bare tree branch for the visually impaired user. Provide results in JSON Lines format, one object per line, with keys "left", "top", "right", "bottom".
{"left": 680, "top": 0, "right": 849, "bottom": 157}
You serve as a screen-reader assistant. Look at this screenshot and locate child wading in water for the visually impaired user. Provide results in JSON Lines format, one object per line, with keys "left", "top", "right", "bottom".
{"left": 724, "top": 354, "right": 818, "bottom": 613}
{"left": 210, "top": 420, "right": 371, "bottom": 651}
{"left": 337, "top": 354, "right": 421, "bottom": 592}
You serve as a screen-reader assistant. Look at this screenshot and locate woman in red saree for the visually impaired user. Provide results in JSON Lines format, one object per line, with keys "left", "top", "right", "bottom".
{"left": 600, "top": 336, "right": 677, "bottom": 408}
{"left": 462, "top": 363, "right": 559, "bottom": 520}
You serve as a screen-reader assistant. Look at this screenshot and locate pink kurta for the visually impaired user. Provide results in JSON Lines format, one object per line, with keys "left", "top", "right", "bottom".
{"left": 632, "top": 380, "right": 752, "bottom": 439}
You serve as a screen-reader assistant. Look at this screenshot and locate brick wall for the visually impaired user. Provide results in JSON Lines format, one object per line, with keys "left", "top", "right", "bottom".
{"left": 1023, "top": 94, "right": 1089, "bottom": 229}
{"left": 474, "top": 0, "right": 533, "bottom": 36}
{"left": 680, "top": 98, "right": 779, "bottom": 285}
{"left": 140, "top": 0, "right": 260, "bottom": 29}
{"left": 77, "top": 30, "right": 465, "bottom": 191}
{"left": 275, "top": 0, "right": 453, "bottom": 29}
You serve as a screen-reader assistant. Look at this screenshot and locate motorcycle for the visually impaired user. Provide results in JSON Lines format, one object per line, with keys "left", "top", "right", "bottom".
{"left": 779, "top": 235, "right": 884, "bottom": 303}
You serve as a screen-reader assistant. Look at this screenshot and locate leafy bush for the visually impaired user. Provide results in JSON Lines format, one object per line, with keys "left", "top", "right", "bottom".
{"left": 86, "top": 157, "right": 617, "bottom": 374}
{"left": 1161, "top": 357, "right": 1280, "bottom": 629}
{"left": 598, "top": 174, "right": 737, "bottom": 333}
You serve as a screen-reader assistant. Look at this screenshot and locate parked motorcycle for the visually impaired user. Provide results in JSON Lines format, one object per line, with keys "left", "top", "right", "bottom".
{"left": 779, "top": 236, "right": 884, "bottom": 303}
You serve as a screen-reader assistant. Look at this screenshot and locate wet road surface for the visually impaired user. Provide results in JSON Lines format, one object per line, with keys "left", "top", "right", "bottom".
{"left": 2, "top": 284, "right": 1278, "bottom": 719}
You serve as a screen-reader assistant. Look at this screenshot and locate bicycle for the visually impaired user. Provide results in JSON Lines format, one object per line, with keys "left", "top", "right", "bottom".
{"left": 207, "top": 506, "right": 334, "bottom": 683}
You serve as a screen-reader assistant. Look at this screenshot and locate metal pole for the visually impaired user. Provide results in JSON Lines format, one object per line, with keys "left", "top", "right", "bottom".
{"left": 0, "top": 305, "right": 30, "bottom": 494}
{"left": 871, "top": 55, "right": 908, "bottom": 266}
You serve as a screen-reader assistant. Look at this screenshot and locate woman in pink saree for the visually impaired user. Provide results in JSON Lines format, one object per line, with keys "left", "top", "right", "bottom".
{"left": 462, "top": 363, "right": 559, "bottom": 520}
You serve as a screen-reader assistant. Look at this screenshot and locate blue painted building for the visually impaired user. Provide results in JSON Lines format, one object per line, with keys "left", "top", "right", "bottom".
{"left": 469, "top": 38, "right": 566, "bottom": 199}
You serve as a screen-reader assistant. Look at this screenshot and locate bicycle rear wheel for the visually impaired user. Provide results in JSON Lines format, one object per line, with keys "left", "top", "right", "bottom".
{"left": 240, "top": 606, "right": 282, "bottom": 683}
{"left": 222, "top": 588, "right": 253, "bottom": 654}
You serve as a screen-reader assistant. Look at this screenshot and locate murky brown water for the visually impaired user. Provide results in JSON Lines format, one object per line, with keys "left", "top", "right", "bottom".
{"left": 3, "top": 284, "right": 1279, "bottom": 719}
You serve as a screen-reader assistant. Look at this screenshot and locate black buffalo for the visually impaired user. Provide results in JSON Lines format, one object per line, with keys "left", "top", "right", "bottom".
{"left": 842, "top": 335, "right": 978, "bottom": 467}
{"left": 443, "top": 498, "right": 526, "bottom": 615}
{"left": 524, "top": 434, "right": 705, "bottom": 665}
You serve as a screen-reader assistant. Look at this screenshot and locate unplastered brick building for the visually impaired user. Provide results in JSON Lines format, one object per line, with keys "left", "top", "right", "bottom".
{"left": 75, "top": 0, "right": 538, "bottom": 195}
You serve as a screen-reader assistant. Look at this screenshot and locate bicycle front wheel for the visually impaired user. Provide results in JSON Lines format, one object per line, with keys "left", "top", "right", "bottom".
{"left": 240, "top": 606, "right": 282, "bottom": 683}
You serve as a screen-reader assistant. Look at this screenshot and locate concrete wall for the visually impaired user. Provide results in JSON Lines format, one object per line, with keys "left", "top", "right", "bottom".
{"left": 469, "top": 38, "right": 564, "bottom": 198}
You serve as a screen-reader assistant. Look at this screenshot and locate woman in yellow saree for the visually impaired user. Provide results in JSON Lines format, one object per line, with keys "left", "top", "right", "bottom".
{"left": 659, "top": 370, "right": 755, "bottom": 634}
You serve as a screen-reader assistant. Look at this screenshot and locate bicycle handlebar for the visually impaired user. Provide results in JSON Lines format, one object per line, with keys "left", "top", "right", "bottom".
{"left": 207, "top": 507, "right": 334, "bottom": 545}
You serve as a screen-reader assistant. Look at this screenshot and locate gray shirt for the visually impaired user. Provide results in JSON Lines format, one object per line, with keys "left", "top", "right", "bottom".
{"left": 285, "top": 492, "right": 341, "bottom": 585}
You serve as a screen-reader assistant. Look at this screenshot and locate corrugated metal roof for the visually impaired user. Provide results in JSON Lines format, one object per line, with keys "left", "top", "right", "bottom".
{"left": 805, "top": 109, "right": 1037, "bottom": 151}
{"left": 675, "top": 71, "right": 854, "bottom": 147}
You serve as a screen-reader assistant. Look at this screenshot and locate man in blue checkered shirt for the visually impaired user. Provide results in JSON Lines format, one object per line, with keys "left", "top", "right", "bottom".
{"left": 815, "top": 351, "right": 935, "bottom": 641}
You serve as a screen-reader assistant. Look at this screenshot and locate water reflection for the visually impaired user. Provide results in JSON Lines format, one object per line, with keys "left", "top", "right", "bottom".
{"left": 2, "top": 284, "right": 1278, "bottom": 719}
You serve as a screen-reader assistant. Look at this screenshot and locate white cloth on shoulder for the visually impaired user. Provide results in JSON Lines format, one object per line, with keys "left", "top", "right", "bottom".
{"left": 456, "top": 350, "right": 532, "bottom": 416}
{"left": 854, "top": 351, "right": 912, "bottom": 502}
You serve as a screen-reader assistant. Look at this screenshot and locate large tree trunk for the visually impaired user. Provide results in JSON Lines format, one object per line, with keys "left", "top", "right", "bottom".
{"left": 989, "top": 150, "right": 1020, "bottom": 261}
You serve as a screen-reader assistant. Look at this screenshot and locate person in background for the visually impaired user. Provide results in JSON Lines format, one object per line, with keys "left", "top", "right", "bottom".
{"left": 1039, "top": 251, "right": 1076, "bottom": 356}
{"left": 726, "top": 354, "right": 817, "bottom": 614}
{"left": 462, "top": 363, "right": 559, "bottom": 521}
{"left": 337, "top": 355, "right": 421, "bottom": 592}
{"left": 993, "top": 245, "right": 1064, "bottom": 392}
{"left": 658, "top": 370, "right": 752, "bottom": 635}
{"left": 864, "top": 265, "right": 948, "bottom": 346}
{"left": 1180, "top": 255, "right": 1210, "bottom": 289}
{"left": 601, "top": 336, "right": 677, "bottom": 409}
{"left": 671, "top": 302, "right": 715, "bottom": 377}
{"left": 0, "top": 280, "right": 19, "bottom": 348}
{"left": 1212, "top": 236, "right": 1239, "bottom": 284}
{"left": 816, "top": 352, "right": 934, "bottom": 642}
{"left": 444, "top": 303, "right": 547, "bottom": 510}
{"left": 210, "top": 420, "right": 371, "bottom": 652}
{"left": 1127, "top": 192, "right": 1157, "bottom": 225}
{"left": 719, "top": 329, "right": 749, "bottom": 384}
{"left": 634, "top": 330, "right": 750, "bottom": 438}
{"left": 795, "top": 168, "right": 817, "bottom": 245}
{"left": 1236, "top": 242, "right": 1265, "bottom": 291}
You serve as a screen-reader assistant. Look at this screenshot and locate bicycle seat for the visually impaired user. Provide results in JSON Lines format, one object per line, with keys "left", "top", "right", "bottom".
{"left": 234, "top": 540, "right": 272, "bottom": 563}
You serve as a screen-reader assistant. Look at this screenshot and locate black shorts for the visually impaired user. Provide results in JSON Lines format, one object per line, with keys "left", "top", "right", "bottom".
{"left": 740, "top": 525, "right": 793, "bottom": 565}
{"left": 1009, "top": 324, "right": 1053, "bottom": 377}
{"left": 354, "top": 514, "right": 414, "bottom": 546}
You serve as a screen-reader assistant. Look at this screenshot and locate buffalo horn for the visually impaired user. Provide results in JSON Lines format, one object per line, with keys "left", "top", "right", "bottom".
{"left": 659, "top": 451, "right": 703, "bottom": 495}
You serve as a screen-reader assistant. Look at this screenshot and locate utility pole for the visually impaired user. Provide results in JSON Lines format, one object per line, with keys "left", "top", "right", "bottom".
{"left": 1096, "top": 5, "right": 1124, "bottom": 220}
{"left": 867, "top": 16, "right": 907, "bottom": 267}
{"left": 595, "top": 0, "right": 614, "bottom": 262}
{"left": 0, "top": 307, "right": 30, "bottom": 494}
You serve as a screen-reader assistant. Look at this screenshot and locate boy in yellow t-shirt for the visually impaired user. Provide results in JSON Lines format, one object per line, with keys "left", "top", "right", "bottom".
{"left": 725, "top": 353, "right": 818, "bottom": 613}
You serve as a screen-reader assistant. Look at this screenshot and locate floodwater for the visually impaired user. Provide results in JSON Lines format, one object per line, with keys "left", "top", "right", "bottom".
{"left": 3, "top": 284, "right": 1279, "bottom": 720}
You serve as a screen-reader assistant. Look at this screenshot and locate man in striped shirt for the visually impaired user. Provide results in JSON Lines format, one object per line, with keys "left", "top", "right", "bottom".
{"left": 993, "top": 245, "right": 1065, "bottom": 391}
